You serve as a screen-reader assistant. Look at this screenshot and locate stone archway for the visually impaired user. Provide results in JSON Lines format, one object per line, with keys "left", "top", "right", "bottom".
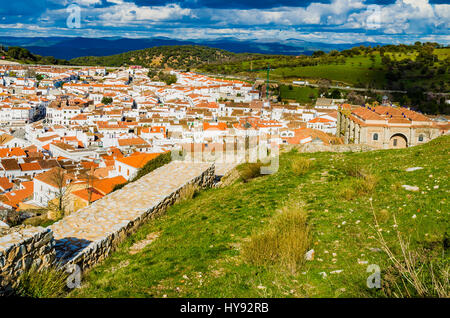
{"left": 389, "top": 133, "right": 408, "bottom": 149}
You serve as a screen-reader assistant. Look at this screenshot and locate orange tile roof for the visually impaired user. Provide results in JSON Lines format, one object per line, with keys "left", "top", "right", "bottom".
{"left": 20, "top": 162, "right": 42, "bottom": 171}
{"left": 118, "top": 137, "right": 148, "bottom": 147}
{"left": 203, "top": 122, "right": 227, "bottom": 131}
{"left": 116, "top": 153, "right": 161, "bottom": 169}
{"left": 92, "top": 176, "right": 127, "bottom": 195}
{"left": 0, "top": 177, "right": 13, "bottom": 191}
{"left": 71, "top": 187, "right": 104, "bottom": 203}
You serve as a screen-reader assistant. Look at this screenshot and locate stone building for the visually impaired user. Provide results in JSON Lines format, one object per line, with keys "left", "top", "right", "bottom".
{"left": 337, "top": 104, "right": 447, "bottom": 149}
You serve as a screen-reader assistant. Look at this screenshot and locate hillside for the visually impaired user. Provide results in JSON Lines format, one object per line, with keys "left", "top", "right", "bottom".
{"left": 198, "top": 43, "right": 449, "bottom": 91}
{"left": 0, "top": 46, "right": 68, "bottom": 65}
{"left": 69, "top": 45, "right": 266, "bottom": 69}
{"left": 69, "top": 136, "right": 449, "bottom": 298}
{"left": 0, "top": 36, "right": 384, "bottom": 59}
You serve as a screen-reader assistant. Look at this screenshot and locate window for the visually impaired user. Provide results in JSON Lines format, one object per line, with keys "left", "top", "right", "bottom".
{"left": 418, "top": 135, "right": 424, "bottom": 142}
{"left": 393, "top": 139, "right": 397, "bottom": 146}
{"left": 373, "top": 133, "right": 378, "bottom": 141}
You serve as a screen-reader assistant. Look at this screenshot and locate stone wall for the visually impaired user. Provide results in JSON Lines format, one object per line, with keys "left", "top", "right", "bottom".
{"left": 0, "top": 162, "right": 215, "bottom": 295}
{"left": 59, "top": 163, "right": 215, "bottom": 271}
{"left": 0, "top": 226, "right": 55, "bottom": 295}
{"left": 292, "top": 143, "right": 376, "bottom": 153}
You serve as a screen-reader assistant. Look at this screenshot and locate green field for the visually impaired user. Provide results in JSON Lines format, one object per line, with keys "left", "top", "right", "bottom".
{"left": 386, "top": 48, "right": 450, "bottom": 62}
{"left": 279, "top": 85, "right": 319, "bottom": 104}
{"left": 260, "top": 54, "right": 386, "bottom": 87}
{"left": 68, "top": 136, "right": 449, "bottom": 298}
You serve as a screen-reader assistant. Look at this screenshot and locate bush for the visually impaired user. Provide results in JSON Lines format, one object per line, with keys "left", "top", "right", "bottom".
{"left": 15, "top": 266, "right": 69, "bottom": 298}
{"left": 176, "top": 183, "right": 199, "bottom": 203}
{"left": 242, "top": 202, "right": 310, "bottom": 273}
{"left": 339, "top": 173, "right": 378, "bottom": 200}
{"left": 291, "top": 157, "right": 314, "bottom": 176}
{"left": 338, "top": 161, "right": 368, "bottom": 178}
{"left": 372, "top": 206, "right": 449, "bottom": 298}
{"left": 237, "top": 162, "right": 263, "bottom": 183}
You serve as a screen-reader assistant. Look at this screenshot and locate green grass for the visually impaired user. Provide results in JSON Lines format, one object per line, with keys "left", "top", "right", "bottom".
{"left": 70, "top": 136, "right": 449, "bottom": 298}
{"left": 280, "top": 85, "right": 319, "bottom": 103}
{"left": 266, "top": 54, "right": 386, "bottom": 87}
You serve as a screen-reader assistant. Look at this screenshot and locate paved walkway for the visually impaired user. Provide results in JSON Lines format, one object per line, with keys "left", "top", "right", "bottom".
{"left": 50, "top": 161, "right": 213, "bottom": 264}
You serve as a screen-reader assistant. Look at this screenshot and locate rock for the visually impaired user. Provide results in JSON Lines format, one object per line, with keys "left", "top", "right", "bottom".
{"left": 304, "top": 249, "right": 315, "bottom": 261}
{"left": 406, "top": 167, "right": 423, "bottom": 172}
{"left": 257, "top": 285, "right": 266, "bottom": 289}
{"left": 0, "top": 220, "right": 9, "bottom": 229}
{"left": 330, "top": 270, "right": 343, "bottom": 274}
{"left": 401, "top": 185, "right": 419, "bottom": 192}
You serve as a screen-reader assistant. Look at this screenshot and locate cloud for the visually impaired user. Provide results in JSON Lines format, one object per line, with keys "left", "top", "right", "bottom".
{"left": 1, "top": 0, "right": 449, "bottom": 44}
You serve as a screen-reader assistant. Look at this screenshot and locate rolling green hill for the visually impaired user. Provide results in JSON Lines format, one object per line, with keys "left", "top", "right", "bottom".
{"left": 68, "top": 45, "right": 266, "bottom": 69}
{"left": 67, "top": 136, "right": 449, "bottom": 298}
{"left": 0, "top": 46, "right": 68, "bottom": 65}
{"left": 198, "top": 44, "right": 449, "bottom": 92}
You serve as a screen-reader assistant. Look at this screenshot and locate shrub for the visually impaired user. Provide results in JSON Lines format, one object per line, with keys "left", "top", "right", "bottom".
{"left": 242, "top": 202, "right": 310, "bottom": 273}
{"left": 291, "top": 157, "right": 314, "bottom": 176}
{"left": 353, "top": 174, "right": 378, "bottom": 195}
{"left": 339, "top": 173, "right": 378, "bottom": 200}
{"left": 237, "top": 162, "right": 263, "bottom": 183}
{"left": 15, "top": 266, "right": 69, "bottom": 298}
{"left": 338, "top": 161, "right": 369, "bottom": 178}
{"left": 372, "top": 205, "right": 449, "bottom": 298}
{"left": 177, "top": 183, "right": 199, "bottom": 203}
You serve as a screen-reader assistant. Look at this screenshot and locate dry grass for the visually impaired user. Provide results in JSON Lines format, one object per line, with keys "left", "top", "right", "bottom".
{"left": 291, "top": 157, "right": 314, "bottom": 176}
{"left": 237, "top": 162, "right": 263, "bottom": 183}
{"left": 177, "top": 184, "right": 199, "bottom": 203}
{"left": 340, "top": 172, "right": 378, "bottom": 200}
{"left": 371, "top": 202, "right": 449, "bottom": 298}
{"left": 242, "top": 201, "right": 310, "bottom": 274}
{"left": 15, "top": 265, "right": 69, "bottom": 298}
{"left": 339, "top": 161, "right": 367, "bottom": 178}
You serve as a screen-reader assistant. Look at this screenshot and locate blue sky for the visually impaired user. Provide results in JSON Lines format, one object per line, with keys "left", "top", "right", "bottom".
{"left": 0, "top": 0, "right": 449, "bottom": 44}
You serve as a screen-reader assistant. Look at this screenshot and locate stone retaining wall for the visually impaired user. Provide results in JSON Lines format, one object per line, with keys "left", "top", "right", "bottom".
{"left": 0, "top": 227, "right": 55, "bottom": 295}
{"left": 58, "top": 163, "right": 215, "bottom": 271}
{"left": 295, "top": 143, "right": 376, "bottom": 153}
{"left": 0, "top": 161, "right": 215, "bottom": 295}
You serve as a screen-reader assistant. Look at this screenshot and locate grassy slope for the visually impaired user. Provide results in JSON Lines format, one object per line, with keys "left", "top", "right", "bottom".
{"left": 201, "top": 48, "right": 449, "bottom": 90}
{"left": 267, "top": 54, "right": 386, "bottom": 87}
{"left": 279, "top": 85, "right": 319, "bottom": 104}
{"left": 71, "top": 136, "right": 449, "bottom": 298}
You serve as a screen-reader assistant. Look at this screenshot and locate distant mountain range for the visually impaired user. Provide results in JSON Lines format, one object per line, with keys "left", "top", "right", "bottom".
{"left": 0, "top": 36, "right": 385, "bottom": 60}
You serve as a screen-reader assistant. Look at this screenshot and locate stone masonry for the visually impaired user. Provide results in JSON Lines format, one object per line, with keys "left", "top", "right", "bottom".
{"left": 50, "top": 161, "right": 215, "bottom": 270}
{"left": 0, "top": 227, "right": 55, "bottom": 295}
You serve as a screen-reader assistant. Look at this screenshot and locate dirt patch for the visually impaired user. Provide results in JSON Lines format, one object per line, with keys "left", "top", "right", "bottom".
{"left": 129, "top": 232, "right": 161, "bottom": 255}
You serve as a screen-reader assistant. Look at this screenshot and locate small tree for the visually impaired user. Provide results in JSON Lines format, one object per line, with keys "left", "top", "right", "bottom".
{"left": 101, "top": 96, "right": 113, "bottom": 105}
{"left": 47, "top": 168, "right": 73, "bottom": 218}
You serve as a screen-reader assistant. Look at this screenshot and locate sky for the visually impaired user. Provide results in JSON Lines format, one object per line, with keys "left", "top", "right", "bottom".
{"left": 0, "top": 0, "right": 449, "bottom": 44}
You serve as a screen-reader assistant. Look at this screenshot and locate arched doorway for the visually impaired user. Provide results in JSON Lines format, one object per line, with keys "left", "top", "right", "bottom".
{"left": 389, "top": 133, "right": 408, "bottom": 149}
